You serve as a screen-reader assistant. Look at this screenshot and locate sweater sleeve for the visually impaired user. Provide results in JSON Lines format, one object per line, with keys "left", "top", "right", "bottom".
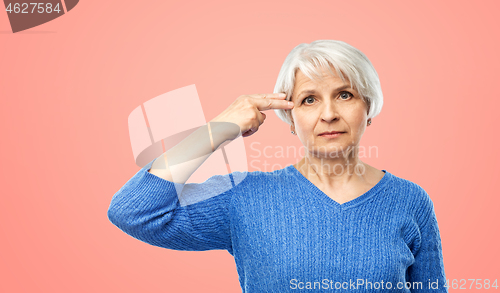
{"left": 407, "top": 189, "right": 448, "bottom": 292}
{"left": 107, "top": 159, "right": 242, "bottom": 254}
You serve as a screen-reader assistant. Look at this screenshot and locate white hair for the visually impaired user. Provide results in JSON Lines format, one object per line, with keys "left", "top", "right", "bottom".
{"left": 273, "top": 40, "right": 383, "bottom": 125}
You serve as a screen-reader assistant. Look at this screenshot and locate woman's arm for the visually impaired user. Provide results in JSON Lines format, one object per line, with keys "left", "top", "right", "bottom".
{"left": 147, "top": 121, "right": 239, "bottom": 183}
{"left": 407, "top": 192, "right": 448, "bottom": 292}
{"left": 107, "top": 158, "right": 245, "bottom": 252}
{"left": 148, "top": 93, "right": 292, "bottom": 184}
{"left": 107, "top": 93, "right": 292, "bottom": 252}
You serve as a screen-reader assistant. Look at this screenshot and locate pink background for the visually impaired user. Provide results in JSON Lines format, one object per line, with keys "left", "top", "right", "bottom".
{"left": 1, "top": 0, "right": 499, "bottom": 292}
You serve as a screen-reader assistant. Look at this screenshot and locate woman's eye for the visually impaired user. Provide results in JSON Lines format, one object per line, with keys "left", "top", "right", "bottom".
{"left": 301, "top": 92, "right": 352, "bottom": 104}
{"left": 302, "top": 96, "right": 315, "bottom": 104}
{"left": 340, "top": 91, "right": 354, "bottom": 100}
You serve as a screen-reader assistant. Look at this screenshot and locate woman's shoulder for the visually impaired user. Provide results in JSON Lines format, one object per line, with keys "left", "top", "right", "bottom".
{"left": 384, "top": 171, "right": 435, "bottom": 220}
{"left": 177, "top": 166, "right": 288, "bottom": 205}
{"left": 387, "top": 172, "right": 431, "bottom": 199}
{"left": 362, "top": 165, "right": 430, "bottom": 202}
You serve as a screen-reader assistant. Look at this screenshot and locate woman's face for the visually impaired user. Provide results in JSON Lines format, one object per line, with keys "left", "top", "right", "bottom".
{"left": 290, "top": 66, "right": 369, "bottom": 159}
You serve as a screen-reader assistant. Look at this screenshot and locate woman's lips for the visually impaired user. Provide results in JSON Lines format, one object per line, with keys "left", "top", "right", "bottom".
{"left": 319, "top": 132, "right": 345, "bottom": 138}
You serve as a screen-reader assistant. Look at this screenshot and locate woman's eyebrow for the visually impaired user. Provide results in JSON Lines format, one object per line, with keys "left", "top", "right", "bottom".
{"left": 297, "top": 85, "right": 352, "bottom": 98}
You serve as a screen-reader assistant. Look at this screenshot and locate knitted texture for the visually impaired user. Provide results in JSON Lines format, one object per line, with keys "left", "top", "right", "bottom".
{"left": 108, "top": 160, "right": 447, "bottom": 292}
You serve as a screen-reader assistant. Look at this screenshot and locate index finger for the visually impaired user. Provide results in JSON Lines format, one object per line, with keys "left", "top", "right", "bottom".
{"left": 255, "top": 93, "right": 287, "bottom": 99}
{"left": 255, "top": 97, "right": 294, "bottom": 111}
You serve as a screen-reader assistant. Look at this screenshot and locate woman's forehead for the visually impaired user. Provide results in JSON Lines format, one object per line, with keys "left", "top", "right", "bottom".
{"left": 294, "top": 71, "right": 352, "bottom": 93}
{"left": 295, "top": 67, "right": 347, "bottom": 85}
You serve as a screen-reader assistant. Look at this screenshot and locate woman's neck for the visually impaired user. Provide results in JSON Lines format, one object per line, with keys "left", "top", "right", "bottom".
{"left": 293, "top": 152, "right": 370, "bottom": 187}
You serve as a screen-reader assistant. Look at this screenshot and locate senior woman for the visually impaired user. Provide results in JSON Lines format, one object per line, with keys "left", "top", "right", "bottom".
{"left": 107, "top": 40, "right": 447, "bottom": 292}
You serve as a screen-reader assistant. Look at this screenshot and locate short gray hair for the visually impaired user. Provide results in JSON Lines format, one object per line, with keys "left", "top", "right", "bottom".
{"left": 273, "top": 40, "right": 383, "bottom": 125}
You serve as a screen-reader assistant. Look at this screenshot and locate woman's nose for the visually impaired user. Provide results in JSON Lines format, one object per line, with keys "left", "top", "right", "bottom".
{"left": 320, "top": 102, "right": 339, "bottom": 122}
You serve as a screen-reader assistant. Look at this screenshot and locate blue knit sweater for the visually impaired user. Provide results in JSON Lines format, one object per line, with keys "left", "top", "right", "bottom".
{"left": 107, "top": 159, "right": 447, "bottom": 292}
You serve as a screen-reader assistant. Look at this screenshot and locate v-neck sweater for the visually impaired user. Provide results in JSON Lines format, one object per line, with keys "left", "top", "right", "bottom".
{"left": 107, "top": 159, "right": 448, "bottom": 292}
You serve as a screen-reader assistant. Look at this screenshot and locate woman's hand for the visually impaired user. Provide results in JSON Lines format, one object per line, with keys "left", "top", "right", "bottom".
{"left": 210, "top": 93, "right": 294, "bottom": 139}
